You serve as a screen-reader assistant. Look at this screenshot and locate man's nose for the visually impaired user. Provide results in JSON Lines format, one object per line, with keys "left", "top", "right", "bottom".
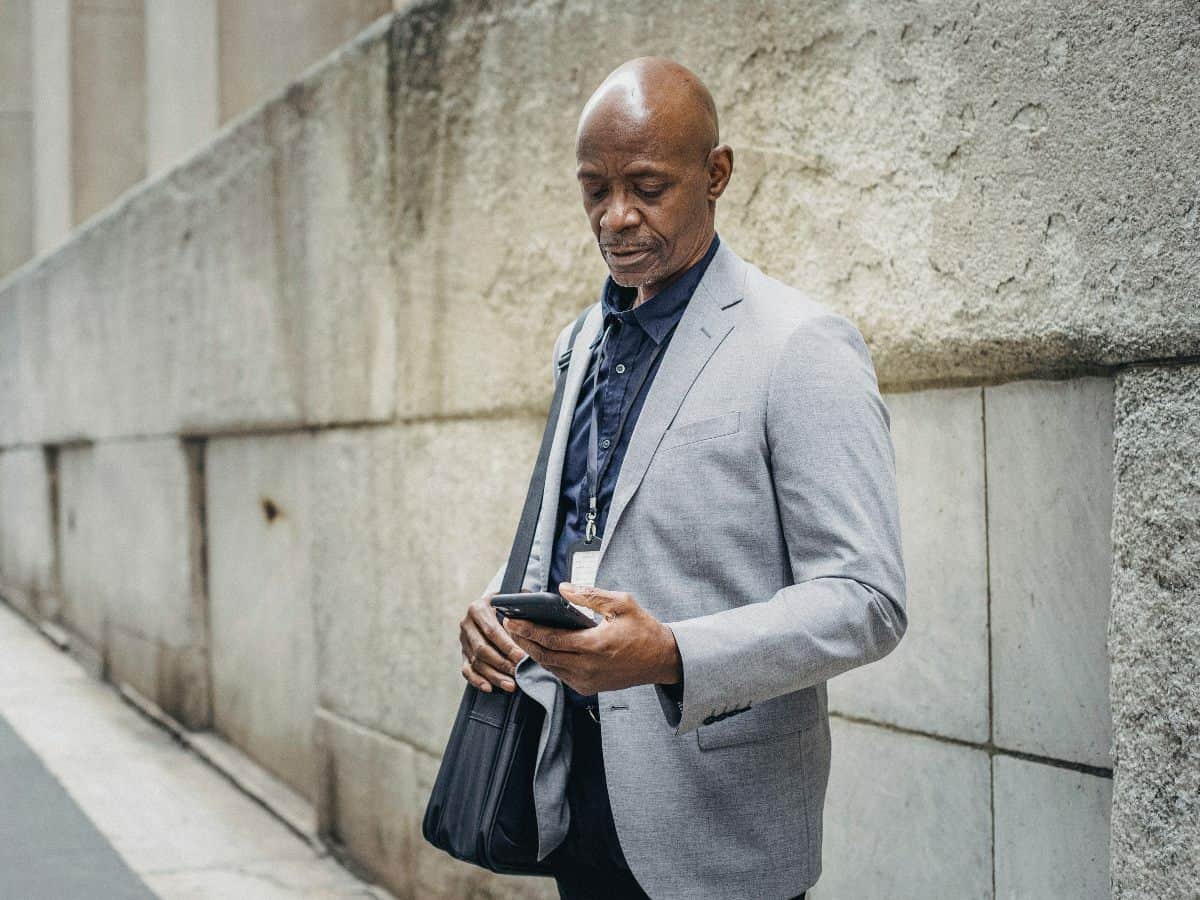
{"left": 600, "top": 190, "right": 641, "bottom": 233}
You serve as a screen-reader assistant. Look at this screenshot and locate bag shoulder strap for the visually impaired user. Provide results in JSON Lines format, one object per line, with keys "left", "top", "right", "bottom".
{"left": 500, "top": 305, "right": 594, "bottom": 595}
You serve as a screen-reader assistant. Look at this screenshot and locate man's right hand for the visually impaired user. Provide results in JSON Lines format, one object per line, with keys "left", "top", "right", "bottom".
{"left": 459, "top": 591, "right": 528, "bottom": 693}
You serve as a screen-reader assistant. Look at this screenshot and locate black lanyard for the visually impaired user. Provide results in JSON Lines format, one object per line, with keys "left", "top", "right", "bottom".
{"left": 582, "top": 319, "right": 669, "bottom": 544}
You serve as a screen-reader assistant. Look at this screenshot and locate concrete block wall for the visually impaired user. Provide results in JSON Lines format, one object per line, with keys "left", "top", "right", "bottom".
{"left": 55, "top": 439, "right": 210, "bottom": 728}
{"left": 818, "top": 377, "right": 1115, "bottom": 898}
{"left": 0, "top": 446, "right": 56, "bottom": 620}
{"left": 1, "top": 3, "right": 1197, "bottom": 898}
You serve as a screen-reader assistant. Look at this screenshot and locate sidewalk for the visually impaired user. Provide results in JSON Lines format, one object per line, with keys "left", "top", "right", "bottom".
{"left": 0, "top": 600, "right": 389, "bottom": 899}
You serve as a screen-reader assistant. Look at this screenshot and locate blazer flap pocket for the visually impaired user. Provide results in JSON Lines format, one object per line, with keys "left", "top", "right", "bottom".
{"left": 660, "top": 411, "right": 741, "bottom": 452}
{"left": 696, "top": 687, "right": 820, "bottom": 751}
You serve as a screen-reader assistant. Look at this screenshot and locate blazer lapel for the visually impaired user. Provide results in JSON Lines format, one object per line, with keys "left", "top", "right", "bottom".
{"left": 598, "top": 241, "right": 747, "bottom": 561}
{"left": 528, "top": 300, "right": 604, "bottom": 589}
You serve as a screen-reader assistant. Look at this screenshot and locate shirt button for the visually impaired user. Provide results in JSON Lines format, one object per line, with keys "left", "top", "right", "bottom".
{"left": 615, "top": 363, "right": 627, "bottom": 374}
{"left": 601, "top": 438, "right": 611, "bottom": 449}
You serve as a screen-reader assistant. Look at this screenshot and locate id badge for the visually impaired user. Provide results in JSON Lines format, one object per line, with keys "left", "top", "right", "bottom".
{"left": 566, "top": 538, "right": 602, "bottom": 588}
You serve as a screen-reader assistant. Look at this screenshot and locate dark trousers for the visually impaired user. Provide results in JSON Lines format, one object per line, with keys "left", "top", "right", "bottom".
{"left": 548, "top": 703, "right": 807, "bottom": 900}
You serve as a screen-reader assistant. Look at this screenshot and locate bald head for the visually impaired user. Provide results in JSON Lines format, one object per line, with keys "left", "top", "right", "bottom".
{"left": 576, "top": 57, "right": 719, "bottom": 165}
{"left": 573, "top": 58, "right": 733, "bottom": 305}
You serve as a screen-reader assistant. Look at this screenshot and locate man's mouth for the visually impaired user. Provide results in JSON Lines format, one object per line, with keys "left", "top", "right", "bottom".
{"left": 605, "top": 246, "right": 653, "bottom": 264}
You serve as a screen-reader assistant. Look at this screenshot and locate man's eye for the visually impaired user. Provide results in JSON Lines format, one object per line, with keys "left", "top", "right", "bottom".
{"left": 637, "top": 186, "right": 664, "bottom": 199}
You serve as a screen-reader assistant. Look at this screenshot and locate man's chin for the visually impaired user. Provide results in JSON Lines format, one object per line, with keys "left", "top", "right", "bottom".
{"left": 604, "top": 249, "right": 665, "bottom": 286}
{"left": 608, "top": 271, "right": 647, "bottom": 288}
{"left": 606, "top": 260, "right": 664, "bottom": 289}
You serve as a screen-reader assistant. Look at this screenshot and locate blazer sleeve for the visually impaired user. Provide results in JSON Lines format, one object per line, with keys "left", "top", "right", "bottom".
{"left": 657, "top": 312, "right": 908, "bottom": 734}
{"left": 478, "top": 316, "right": 579, "bottom": 600}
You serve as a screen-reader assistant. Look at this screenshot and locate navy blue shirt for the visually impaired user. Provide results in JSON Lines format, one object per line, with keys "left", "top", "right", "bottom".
{"left": 549, "top": 233, "right": 721, "bottom": 706}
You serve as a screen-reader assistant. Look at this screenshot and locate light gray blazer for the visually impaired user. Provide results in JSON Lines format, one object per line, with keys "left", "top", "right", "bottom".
{"left": 483, "top": 240, "right": 908, "bottom": 899}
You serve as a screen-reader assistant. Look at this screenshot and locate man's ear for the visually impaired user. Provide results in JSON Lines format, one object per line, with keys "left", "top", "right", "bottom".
{"left": 706, "top": 144, "right": 734, "bottom": 200}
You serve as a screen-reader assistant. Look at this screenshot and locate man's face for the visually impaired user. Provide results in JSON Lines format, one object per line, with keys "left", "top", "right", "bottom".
{"left": 576, "top": 115, "right": 715, "bottom": 296}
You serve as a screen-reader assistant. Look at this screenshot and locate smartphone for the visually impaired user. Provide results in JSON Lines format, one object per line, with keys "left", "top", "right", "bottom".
{"left": 490, "top": 591, "right": 601, "bottom": 630}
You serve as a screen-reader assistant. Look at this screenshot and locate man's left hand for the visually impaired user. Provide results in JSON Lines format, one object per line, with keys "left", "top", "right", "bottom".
{"left": 503, "top": 583, "right": 683, "bottom": 695}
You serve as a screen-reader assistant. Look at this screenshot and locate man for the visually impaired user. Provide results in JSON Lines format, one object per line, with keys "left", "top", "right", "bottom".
{"left": 457, "top": 57, "right": 907, "bottom": 900}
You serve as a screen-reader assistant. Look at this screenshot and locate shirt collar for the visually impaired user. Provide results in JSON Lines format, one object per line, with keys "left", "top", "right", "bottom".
{"left": 597, "top": 233, "right": 721, "bottom": 346}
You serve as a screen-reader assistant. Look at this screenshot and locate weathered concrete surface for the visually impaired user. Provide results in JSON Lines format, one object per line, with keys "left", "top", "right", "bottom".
{"left": 987, "top": 378, "right": 1114, "bottom": 768}
{"left": 1109, "top": 364, "right": 1200, "bottom": 898}
{"left": 811, "top": 718, "right": 992, "bottom": 898}
{"left": 314, "top": 708, "right": 555, "bottom": 900}
{"left": 56, "top": 439, "right": 210, "bottom": 729}
{"left": 4, "top": 1, "right": 1199, "bottom": 446}
{"left": 206, "top": 433, "right": 317, "bottom": 799}
{"left": 830, "top": 387, "right": 988, "bottom": 743}
{"left": 0, "top": 448, "right": 56, "bottom": 619}
{"left": 392, "top": 0, "right": 1200, "bottom": 414}
{"left": 994, "top": 756, "right": 1112, "bottom": 900}
{"left": 310, "top": 418, "right": 540, "bottom": 756}
{"left": 0, "top": 17, "right": 396, "bottom": 447}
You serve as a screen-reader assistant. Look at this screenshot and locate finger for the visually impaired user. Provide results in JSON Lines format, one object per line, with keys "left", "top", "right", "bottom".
{"left": 471, "top": 604, "right": 527, "bottom": 665}
{"left": 558, "top": 582, "right": 631, "bottom": 616}
{"left": 510, "top": 636, "right": 579, "bottom": 672}
{"left": 504, "top": 618, "right": 582, "bottom": 652}
{"left": 464, "top": 630, "right": 518, "bottom": 676}
{"left": 471, "top": 657, "right": 516, "bottom": 693}
{"left": 460, "top": 616, "right": 518, "bottom": 674}
{"left": 461, "top": 660, "right": 492, "bottom": 692}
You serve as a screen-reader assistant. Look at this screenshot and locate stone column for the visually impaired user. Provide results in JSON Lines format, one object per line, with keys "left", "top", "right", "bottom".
{"left": 70, "top": 0, "right": 145, "bottom": 225}
{"left": 1110, "top": 363, "right": 1200, "bottom": 897}
{"left": 0, "top": 0, "right": 33, "bottom": 276}
{"left": 31, "top": 0, "right": 70, "bottom": 254}
{"left": 145, "top": 0, "right": 218, "bottom": 177}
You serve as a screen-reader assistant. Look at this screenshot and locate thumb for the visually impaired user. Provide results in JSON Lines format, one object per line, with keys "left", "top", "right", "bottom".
{"left": 559, "top": 582, "right": 633, "bottom": 618}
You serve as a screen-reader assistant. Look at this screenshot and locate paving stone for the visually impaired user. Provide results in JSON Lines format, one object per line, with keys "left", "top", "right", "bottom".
{"left": 986, "top": 377, "right": 1114, "bottom": 767}
{"left": 830, "top": 387, "right": 988, "bottom": 742}
{"left": 0, "top": 603, "right": 367, "bottom": 898}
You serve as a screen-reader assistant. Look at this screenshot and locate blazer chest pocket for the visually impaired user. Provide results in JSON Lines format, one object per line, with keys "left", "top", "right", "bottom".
{"left": 659, "top": 411, "right": 741, "bottom": 452}
{"left": 696, "top": 687, "right": 820, "bottom": 751}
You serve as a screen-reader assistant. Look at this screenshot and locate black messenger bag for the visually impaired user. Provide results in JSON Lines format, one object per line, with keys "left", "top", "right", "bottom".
{"left": 422, "top": 306, "right": 591, "bottom": 875}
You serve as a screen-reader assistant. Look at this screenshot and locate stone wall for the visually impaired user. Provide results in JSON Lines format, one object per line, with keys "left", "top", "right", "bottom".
{"left": 817, "top": 377, "right": 1114, "bottom": 898}
{"left": 2, "top": 0, "right": 392, "bottom": 273}
{"left": 0, "top": 3, "right": 1196, "bottom": 898}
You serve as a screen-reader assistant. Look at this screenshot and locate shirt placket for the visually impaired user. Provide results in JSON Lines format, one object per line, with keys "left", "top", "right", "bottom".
{"left": 597, "top": 318, "right": 640, "bottom": 508}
